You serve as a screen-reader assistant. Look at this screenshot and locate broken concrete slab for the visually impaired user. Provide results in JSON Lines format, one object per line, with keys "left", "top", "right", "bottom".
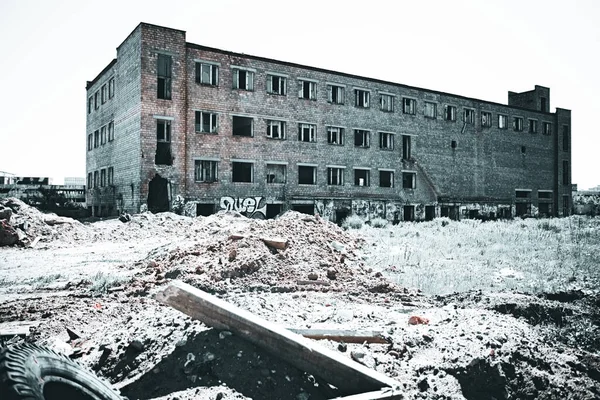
{"left": 288, "top": 329, "right": 389, "bottom": 344}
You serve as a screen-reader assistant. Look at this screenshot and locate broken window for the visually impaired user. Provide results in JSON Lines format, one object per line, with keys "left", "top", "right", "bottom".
{"left": 563, "top": 161, "right": 569, "bottom": 185}
{"left": 403, "top": 172, "right": 416, "bottom": 189}
{"left": 298, "top": 165, "right": 316, "bottom": 185}
{"left": 403, "top": 98, "right": 416, "bottom": 115}
{"left": 543, "top": 122, "right": 552, "bottom": 135}
{"left": 424, "top": 102, "right": 437, "bottom": 119}
{"left": 403, "top": 206, "right": 415, "bottom": 221}
{"left": 93, "top": 171, "right": 99, "bottom": 188}
{"left": 195, "top": 111, "right": 218, "bottom": 133}
{"left": 87, "top": 173, "right": 92, "bottom": 188}
{"left": 298, "top": 123, "right": 316, "bottom": 142}
{"left": 515, "top": 190, "right": 531, "bottom": 216}
{"left": 380, "top": 93, "right": 394, "bottom": 112}
{"left": 354, "top": 89, "right": 370, "bottom": 108}
{"left": 402, "top": 135, "right": 412, "bottom": 160}
{"left": 94, "top": 130, "right": 99, "bottom": 148}
{"left": 528, "top": 119, "right": 538, "bottom": 133}
{"left": 94, "top": 91, "right": 99, "bottom": 110}
{"left": 87, "top": 134, "right": 93, "bottom": 151}
{"left": 157, "top": 54, "right": 172, "bottom": 100}
{"left": 108, "top": 167, "right": 114, "bottom": 185}
{"left": 513, "top": 117, "right": 523, "bottom": 132}
{"left": 267, "top": 75, "right": 287, "bottom": 95}
{"left": 266, "top": 163, "right": 286, "bottom": 183}
{"left": 194, "top": 160, "right": 218, "bottom": 182}
{"left": 327, "top": 84, "right": 344, "bottom": 104}
{"left": 481, "top": 111, "right": 492, "bottom": 127}
{"left": 88, "top": 97, "right": 93, "bottom": 114}
{"left": 354, "top": 130, "right": 370, "bottom": 148}
{"left": 327, "top": 167, "right": 344, "bottom": 186}
{"left": 299, "top": 80, "right": 317, "bottom": 100}
{"left": 445, "top": 105, "right": 456, "bottom": 121}
{"left": 463, "top": 108, "right": 474, "bottom": 124}
{"left": 232, "top": 161, "right": 253, "bottom": 183}
{"left": 232, "top": 116, "right": 253, "bottom": 137}
{"left": 354, "top": 169, "right": 370, "bottom": 187}
{"left": 155, "top": 119, "right": 172, "bottom": 165}
{"left": 379, "top": 132, "right": 394, "bottom": 150}
{"left": 100, "top": 169, "right": 106, "bottom": 187}
{"left": 327, "top": 126, "right": 344, "bottom": 145}
{"left": 232, "top": 68, "right": 254, "bottom": 91}
{"left": 498, "top": 114, "right": 508, "bottom": 129}
{"left": 195, "top": 62, "right": 219, "bottom": 86}
{"left": 108, "top": 121, "right": 114, "bottom": 141}
{"left": 108, "top": 77, "right": 114, "bottom": 99}
{"left": 562, "top": 125, "right": 569, "bottom": 151}
{"left": 379, "top": 170, "right": 393, "bottom": 188}
{"left": 267, "top": 120, "right": 286, "bottom": 139}
{"left": 101, "top": 84, "right": 107, "bottom": 104}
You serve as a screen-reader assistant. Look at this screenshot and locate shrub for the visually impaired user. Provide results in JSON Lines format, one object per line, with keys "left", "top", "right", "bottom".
{"left": 342, "top": 215, "right": 363, "bottom": 229}
{"left": 370, "top": 217, "right": 388, "bottom": 228}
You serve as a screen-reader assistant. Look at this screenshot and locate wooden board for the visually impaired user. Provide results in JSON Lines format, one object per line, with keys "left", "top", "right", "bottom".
{"left": 0, "top": 320, "right": 39, "bottom": 337}
{"left": 288, "top": 328, "right": 389, "bottom": 344}
{"left": 333, "top": 388, "right": 403, "bottom": 399}
{"left": 155, "top": 281, "right": 400, "bottom": 396}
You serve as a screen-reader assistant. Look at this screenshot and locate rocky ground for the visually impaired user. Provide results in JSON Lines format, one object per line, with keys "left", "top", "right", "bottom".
{"left": 0, "top": 197, "right": 599, "bottom": 399}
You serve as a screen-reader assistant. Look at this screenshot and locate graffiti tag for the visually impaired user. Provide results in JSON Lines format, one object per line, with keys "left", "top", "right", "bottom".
{"left": 220, "top": 196, "right": 266, "bottom": 218}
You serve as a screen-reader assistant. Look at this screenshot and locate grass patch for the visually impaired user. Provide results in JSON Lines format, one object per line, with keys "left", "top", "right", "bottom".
{"left": 342, "top": 215, "right": 364, "bottom": 230}
{"left": 369, "top": 217, "right": 388, "bottom": 228}
{"left": 89, "top": 271, "right": 130, "bottom": 293}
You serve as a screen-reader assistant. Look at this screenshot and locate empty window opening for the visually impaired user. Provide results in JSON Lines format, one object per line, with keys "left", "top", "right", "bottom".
{"left": 148, "top": 174, "right": 169, "bottom": 213}
{"left": 540, "top": 97, "right": 547, "bottom": 112}
{"left": 445, "top": 105, "right": 456, "bottom": 121}
{"left": 327, "top": 167, "right": 344, "bottom": 186}
{"left": 196, "top": 63, "right": 218, "bottom": 86}
{"left": 196, "top": 203, "right": 215, "bottom": 217}
{"left": 355, "top": 89, "right": 370, "bottom": 108}
{"left": 93, "top": 171, "right": 99, "bottom": 188}
{"left": 87, "top": 173, "right": 92, "bottom": 188}
{"left": 521, "top": 146, "right": 526, "bottom": 155}
{"left": 298, "top": 123, "right": 316, "bottom": 142}
{"left": 379, "top": 170, "right": 393, "bottom": 188}
{"left": 101, "top": 84, "right": 107, "bottom": 104}
{"left": 108, "top": 77, "right": 114, "bottom": 98}
{"left": 298, "top": 166, "right": 316, "bottom": 185}
{"left": 403, "top": 172, "right": 416, "bottom": 189}
{"left": 379, "top": 132, "right": 394, "bottom": 150}
{"left": 528, "top": 119, "right": 538, "bottom": 133}
{"left": 498, "top": 114, "right": 508, "bottom": 129}
{"left": 327, "top": 126, "right": 344, "bottom": 145}
{"left": 538, "top": 202, "right": 552, "bottom": 216}
{"left": 425, "top": 206, "right": 435, "bottom": 221}
{"left": 563, "top": 161, "right": 569, "bottom": 185}
{"left": 513, "top": 117, "right": 523, "bottom": 132}
{"left": 538, "top": 191, "right": 552, "bottom": 199}
{"left": 267, "top": 74, "right": 287, "bottom": 95}
{"left": 94, "top": 130, "right": 99, "bottom": 148}
{"left": 292, "top": 204, "right": 314, "bottom": 215}
{"left": 266, "top": 204, "right": 282, "bottom": 219}
{"left": 108, "top": 121, "right": 114, "bottom": 141}
{"left": 100, "top": 169, "right": 106, "bottom": 187}
{"left": 88, "top": 97, "right": 93, "bottom": 114}
{"left": 232, "top": 162, "right": 253, "bottom": 183}
{"left": 543, "top": 122, "right": 552, "bottom": 135}
{"left": 266, "top": 163, "right": 286, "bottom": 184}
{"left": 157, "top": 54, "right": 172, "bottom": 100}
{"left": 424, "top": 102, "right": 437, "bottom": 119}
{"left": 403, "top": 98, "right": 416, "bottom": 115}
{"left": 402, "top": 135, "right": 412, "bottom": 160}
{"left": 380, "top": 94, "right": 394, "bottom": 112}
{"left": 107, "top": 167, "right": 114, "bottom": 185}
{"left": 267, "top": 120, "right": 286, "bottom": 139}
{"left": 328, "top": 84, "right": 344, "bottom": 104}
{"left": 468, "top": 210, "right": 480, "bottom": 219}
{"left": 335, "top": 209, "right": 350, "bottom": 226}
{"left": 515, "top": 190, "right": 531, "bottom": 199}
{"left": 299, "top": 80, "right": 317, "bottom": 100}
{"left": 87, "top": 134, "right": 93, "bottom": 151}
{"left": 354, "top": 130, "right": 370, "bottom": 147}
{"left": 155, "top": 119, "right": 172, "bottom": 165}
{"left": 451, "top": 140, "right": 457, "bottom": 149}
{"left": 100, "top": 126, "right": 107, "bottom": 145}
{"left": 194, "top": 160, "right": 218, "bottom": 182}
{"left": 463, "top": 109, "right": 475, "bottom": 124}
{"left": 403, "top": 206, "right": 415, "bottom": 222}
{"left": 562, "top": 125, "right": 570, "bottom": 151}
{"left": 94, "top": 92, "right": 99, "bottom": 109}
{"left": 354, "top": 169, "right": 370, "bottom": 187}
{"left": 233, "top": 69, "right": 254, "bottom": 91}
{"left": 195, "top": 111, "right": 218, "bottom": 133}
{"left": 232, "top": 116, "right": 253, "bottom": 137}
{"left": 481, "top": 111, "right": 492, "bottom": 127}
{"left": 515, "top": 203, "right": 531, "bottom": 217}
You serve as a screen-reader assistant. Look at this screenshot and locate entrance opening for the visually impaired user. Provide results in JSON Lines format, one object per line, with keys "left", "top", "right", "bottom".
{"left": 516, "top": 202, "right": 530, "bottom": 217}
{"left": 196, "top": 203, "right": 215, "bottom": 217}
{"left": 425, "top": 206, "right": 435, "bottom": 221}
{"left": 335, "top": 209, "right": 350, "bottom": 226}
{"left": 292, "top": 204, "right": 314, "bottom": 215}
{"left": 403, "top": 205, "right": 415, "bottom": 221}
{"left": 266, "top": 204, "right": 282, "bottom": 219}
{"left": 148, "top": 175, "right": 169, "bottom": 213}
{"left": 468, "top": 209, "right": 479, "bottom": 219}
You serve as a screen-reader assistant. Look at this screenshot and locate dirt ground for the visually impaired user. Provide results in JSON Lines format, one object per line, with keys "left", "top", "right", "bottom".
{"left": 0, "top": 198, "right": 599, "bottom": 399}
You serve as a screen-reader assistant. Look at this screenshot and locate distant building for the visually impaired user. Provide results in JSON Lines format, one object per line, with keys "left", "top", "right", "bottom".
{"left": 85, "top": 22, "right": 573, "bottom": 221}
{"left": 64, "top": 177, "right": 86, "bottom": 186}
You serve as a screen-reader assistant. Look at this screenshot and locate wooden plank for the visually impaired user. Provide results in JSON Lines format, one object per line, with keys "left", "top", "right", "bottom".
{"left": 333, "top": 388, "right": 403, "bottom": 399}
{"left": 288, "top": 329, "right": 389, "bottom": 344}
{"left": 155, "top": 281, "right": 400, "bottom": 396}
{"left": 0, "top": 321, "right": 39, "bottom": 337}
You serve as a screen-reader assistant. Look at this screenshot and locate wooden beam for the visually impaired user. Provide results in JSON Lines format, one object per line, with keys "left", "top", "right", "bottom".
{"left": 333, "top": 388, "right": 403, "bottom": 399}
{"left": 288, "top": 329, "right": 389, "bottom": 344}
{"left": 155, "top": 281, "right": 400, "bottom": 396}
{"left": 0, "top": 321, "right": 39, "bottom": 337}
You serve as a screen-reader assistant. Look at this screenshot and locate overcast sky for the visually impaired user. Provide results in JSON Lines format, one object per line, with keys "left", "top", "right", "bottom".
{"left": 0, "top": 0, "right": 598, "bottom": 189}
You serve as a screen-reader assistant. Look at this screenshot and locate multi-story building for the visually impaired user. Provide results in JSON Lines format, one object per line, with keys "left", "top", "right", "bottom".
{"left": 85, "top": 23, "right": 572, "bottom": 221}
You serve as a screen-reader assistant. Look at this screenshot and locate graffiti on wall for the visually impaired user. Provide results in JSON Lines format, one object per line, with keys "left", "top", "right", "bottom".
{"left": 220, "top": 196, "right": 267, "bottom": 218}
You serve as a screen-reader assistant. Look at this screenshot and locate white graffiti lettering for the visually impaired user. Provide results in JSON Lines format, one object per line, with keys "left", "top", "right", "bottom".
{"left": 220, "top": 196, "right": 266, "bottom": 217}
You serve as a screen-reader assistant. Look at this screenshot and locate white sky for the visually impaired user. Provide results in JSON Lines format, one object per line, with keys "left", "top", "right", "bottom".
{"left": 0, "top": 0, "right": 598, "bottom": 189}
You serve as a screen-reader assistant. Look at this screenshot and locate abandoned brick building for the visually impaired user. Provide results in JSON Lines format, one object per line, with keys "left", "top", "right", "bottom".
{"left": 86, "top": 22, "right": 572, "bottom": 222}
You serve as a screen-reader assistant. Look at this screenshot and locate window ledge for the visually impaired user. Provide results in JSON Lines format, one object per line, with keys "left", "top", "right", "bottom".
{"left": 196, "top": 131, "right": 219, "bottom": 135}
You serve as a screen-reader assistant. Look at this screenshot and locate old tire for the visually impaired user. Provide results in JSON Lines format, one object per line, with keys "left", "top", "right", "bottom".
{"left": 0, "top": 343, "right": 124, "bottom": 400}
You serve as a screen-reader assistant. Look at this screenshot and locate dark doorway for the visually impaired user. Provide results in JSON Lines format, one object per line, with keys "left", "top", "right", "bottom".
{"left": 425, "top": 206, "right": 435, "bottom": 221}
{"left": 468, "top": 209, "right": 479, "bottom": 219}
{"left": 335, "top": 209, "right": 350, "bottom": 226}
{"left": 196, "top": 203, "right": 215, "bottom": 217}
{"left": 292, "top": 204, "right": 314, "bottom": 215}
{"left": 403, "top": 205, "right": 415, "bottom": 221}
{"left": 266, "top": 204, "right": 282, "bottom": 219}
{"left": 148, "top": 175, "right": 169, "bottom": 213}
{"left": 516, "top": 202, "right": 530, "bottom": 217}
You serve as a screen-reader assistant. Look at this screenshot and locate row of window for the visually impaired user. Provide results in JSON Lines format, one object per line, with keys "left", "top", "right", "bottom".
{"left": 87, "top": 167, "right": 114, "bottom": 189}
{"left": 193, "top": 159, "right": 417, "bottom": 189}
{"left": 87, "top": 121, "right": 115, "bottom": 151}
{"left": 88, "top": 77, "right": 115, "bottom": 114}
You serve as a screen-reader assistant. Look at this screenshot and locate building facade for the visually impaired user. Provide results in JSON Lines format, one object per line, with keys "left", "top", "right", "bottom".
{"left": 86, "top": 23, "right": 572, "bottom": 221}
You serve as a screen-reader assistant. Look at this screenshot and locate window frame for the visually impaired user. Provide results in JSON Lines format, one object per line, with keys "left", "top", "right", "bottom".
{"left": 266, "top": 120, "right": 286, "bottom": 140}
{"left": 353, "top": 168, "right": 370, "bottom": 187}
{"left": 379, "top": 169, "right": 394, "bottom": 188}
{"left": 354, "top": 129, "right": 370, "bottom": 148}
{"left": 298, "top": 123, "right": 317, "bottom": 143}
{"left": 194, "top": 159, "right": 219, "bottom": 183}
{"left": 195, "top": 111, "right": 219, "bottom": 134}
{"left": 380, "top": 93, "right": 395, "bottom": 112}
{"left": 379, "top": 132, "right": 394, "bottom": 150}
{"left": 528, "top": 119, "right": 538, "bottom": 134}
{"left": 108, "top": 77, "right": 115, "bottom": 99}
{"left": 108, "top": 121, "right": 114, "bottom": 142}
{"left": 481, "top": 111, "right": 492, "bottom": 128}
{"left": 299, "top": 79, "right": 317, "bottom": 100}
{"left": 232, "top": 67, "right": 255, "bottom": 91}
{"left": 402, "top": 171, "right": 416, "bottom": 189}
{"left": 326, "top": 126, "right": 344, "bottom": 145}
{"left": 444, "top": 105, "right": 456, "bottom": 121}
{"left": 327, "top": 84, "right": 345, "bottom": 105}
{"left": 195, "top": 62, "right": 219, "bottom": 86}
{"left": 354, "top": 88, "right": 370, "bottom": 108}
{"left": 266, "top": 74, "right": 287, "bottom": 96}
{"left": 542, "top": 122, "right": 552, "bottom": 135}
{"left": 231, "top": 160, "right": 254, "bottom": 183}
{"left": 101, "top": 84, "right": 107, "bottom": 104}
{"left": 266, "top": 162, "right": 287, "bottom": 184}
{"left": 424, "top": 101, "right": 437, "bottom": 119}
{"left": 402, "top": 135, "right": 412, "bottom": 160}
{"left": 157, "top": 53, "right": 172, "bottom": 100}
{"left": 513, "top": 117, "right": 524, "bottom": 132}
{"left": 327, "top": 166, "right": 345, "bottom": 186}
{"left": 232, "top": 115, "right": 254, "bottom": 137}
{"left": 463, "top": 108, "right": 475, "bottom": 124}
{"left": 298, "top": 164, "right": 317, "bottom": 185}
{"left": 498, "top": 114, "right": 508, "bottom": 130}
{"left": 402, "top": 97, "right": 416, "bottom": 115}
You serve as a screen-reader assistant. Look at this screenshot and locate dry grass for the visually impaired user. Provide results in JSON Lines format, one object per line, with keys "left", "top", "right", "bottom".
{"left": 361, "top": 216, "right": 600, "bottom": 295}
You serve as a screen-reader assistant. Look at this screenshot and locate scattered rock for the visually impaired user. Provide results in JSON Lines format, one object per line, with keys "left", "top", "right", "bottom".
{"left": 307, "top": 272, "right": 319, "bottom": 281}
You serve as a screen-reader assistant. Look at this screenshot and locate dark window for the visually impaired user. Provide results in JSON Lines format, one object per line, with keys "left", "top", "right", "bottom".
{"left": 543, "top": 122, "right": 552, "bottom": 135}
{"left": 233, "top": 69, "right": 254, "bottom": 91}
{"left": 94, "top": 130, "right": 99, "bottom": 148}
{"left": 266, "top": 164, "right": 286, "bottom": 183}
{"left": 100, "top": 169, "right": 106, "bottom": 187}
{"left": 354, "top": 169, "right": 370, "bottom": 186}
{"left": 328, "top": 84, "right": 344, "bottom": 104}
{"left": 196, "top": 203, "right": 215, "bottom": 217}
{"left": 563, "top": 195, "right": 570, "bottom": 216}
{"left": 299, "top": 80, "right": 316, "bottom": 99}
{"left": 538, "top": 191, "right": 552, "bottom": 199}
{"left": 155, "top": 119, "right": 172, "bottom": 165}
{"left": 425, "top": 206, "right": 435, "bottom": 221}
{"left": 195, "top": 160, "right": 218, "bottom": 182}
{"left": 424, "top": 102, "right": 437, "bottom": 119}
{"left": 515, "top": 190, "right": 530, "bottom": 199}
{"left": 451, "top": 140, "right": 457, "bottom": 149}
{"left": 521, "top": 146, "right": 526, "bottom": 154}
{"left": 379, "top": 170, "right": 393, "bottom": 188}
{"left": 195, "top": 63, "right": 218, "bottom": 85}
{"left": 403, "top": 98, "right": 416, "bottom": 115}
{"left": 380, "top": 94, "right": 394, "bottom": 112}
{"left": 87, "top": 134, "right": 93, "bottom": 151}
{"left": 87, "top": 173, "right": 92, "bottom": 188}
{"left": 93, "top": 171, "right": 99, "bottom": 188}
{"left": 298, "top": 124, "right": 316, "bottom": 142}
{"left": 403, "top": 206, "right": 415, "bottom": 221}
{"left": 88, "top": 97, "right": 93, "bottom": 114}
{"left": 540, "top": 97, "right": 547, "bottom": 112}
{"left": 327, "top": 126, "right": 344, "bottom": 145}
{"left": 108, "top": 77, "right": 114, "bottom": 99}
{"left": 100, "top": 126, "right": 107, "bottom": 145}
{"left": 354, "top": 89, "right": 370, "bottom": 108}
{"left": 157, "top": 54, "right": 172, "bottom": 100}
{"left": 108, "top": 121, "right": 114, "bottom": 141}
{"left": 402, "top": 135, "right": 411, "bottom": 160}
{"left": 528, "top": 119, "right": 538, "bottom": 133}
{"left": 327, "top": 167, "right": 344, "bottom": 186}
{"left": 513, "top": 117, "right": 523, "bottom": 131}
{"left": 464, "top": 109, "right": 474, "bottom": 124}
{"left": 562, "top": 125, "right": 569, "bottom": 151}
{"left": 101, "top": 84, "right": 107, "bottom": 104}
{"left": 232, "top": 116, "right": 253, "bottom": 137}
{"left": 445, "top": 105, "right": 456, "bottom": 121}
{"left": 563, "top": 161, "right": 569, "bottom": 185}
{"left": 107, "top": 167, "right": 114, "bottom": 185}
{"left": 402, "top": 172, "right": 416, "bottom": 189}
{"left": 267, "top": 75, "right": 287, "bottom": 95}
{"left": 498, "top": 114, "right": 508, "bottom": 129}
{"left": 354, "top": 130, "right": 370, "bottom": 148}
{"left": 267, "top": 120, "right": 286, "bottom": 139}
{"left": 232, "top": 162, "right": 253, "bottom": 183}
{"left": 195, "top": 111, "right": 218, "bottom": 133}
{"left": 94, "top": 92, "right": 99, "bottom": 110}
{"left": 481, "top": 112, "right": 492, "bottom": 127}
{"left": 379, "top": 132, "right": 394, "bottom": 150}
{"left": 298, "top": 166, "right": 316, "bottom": 184}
